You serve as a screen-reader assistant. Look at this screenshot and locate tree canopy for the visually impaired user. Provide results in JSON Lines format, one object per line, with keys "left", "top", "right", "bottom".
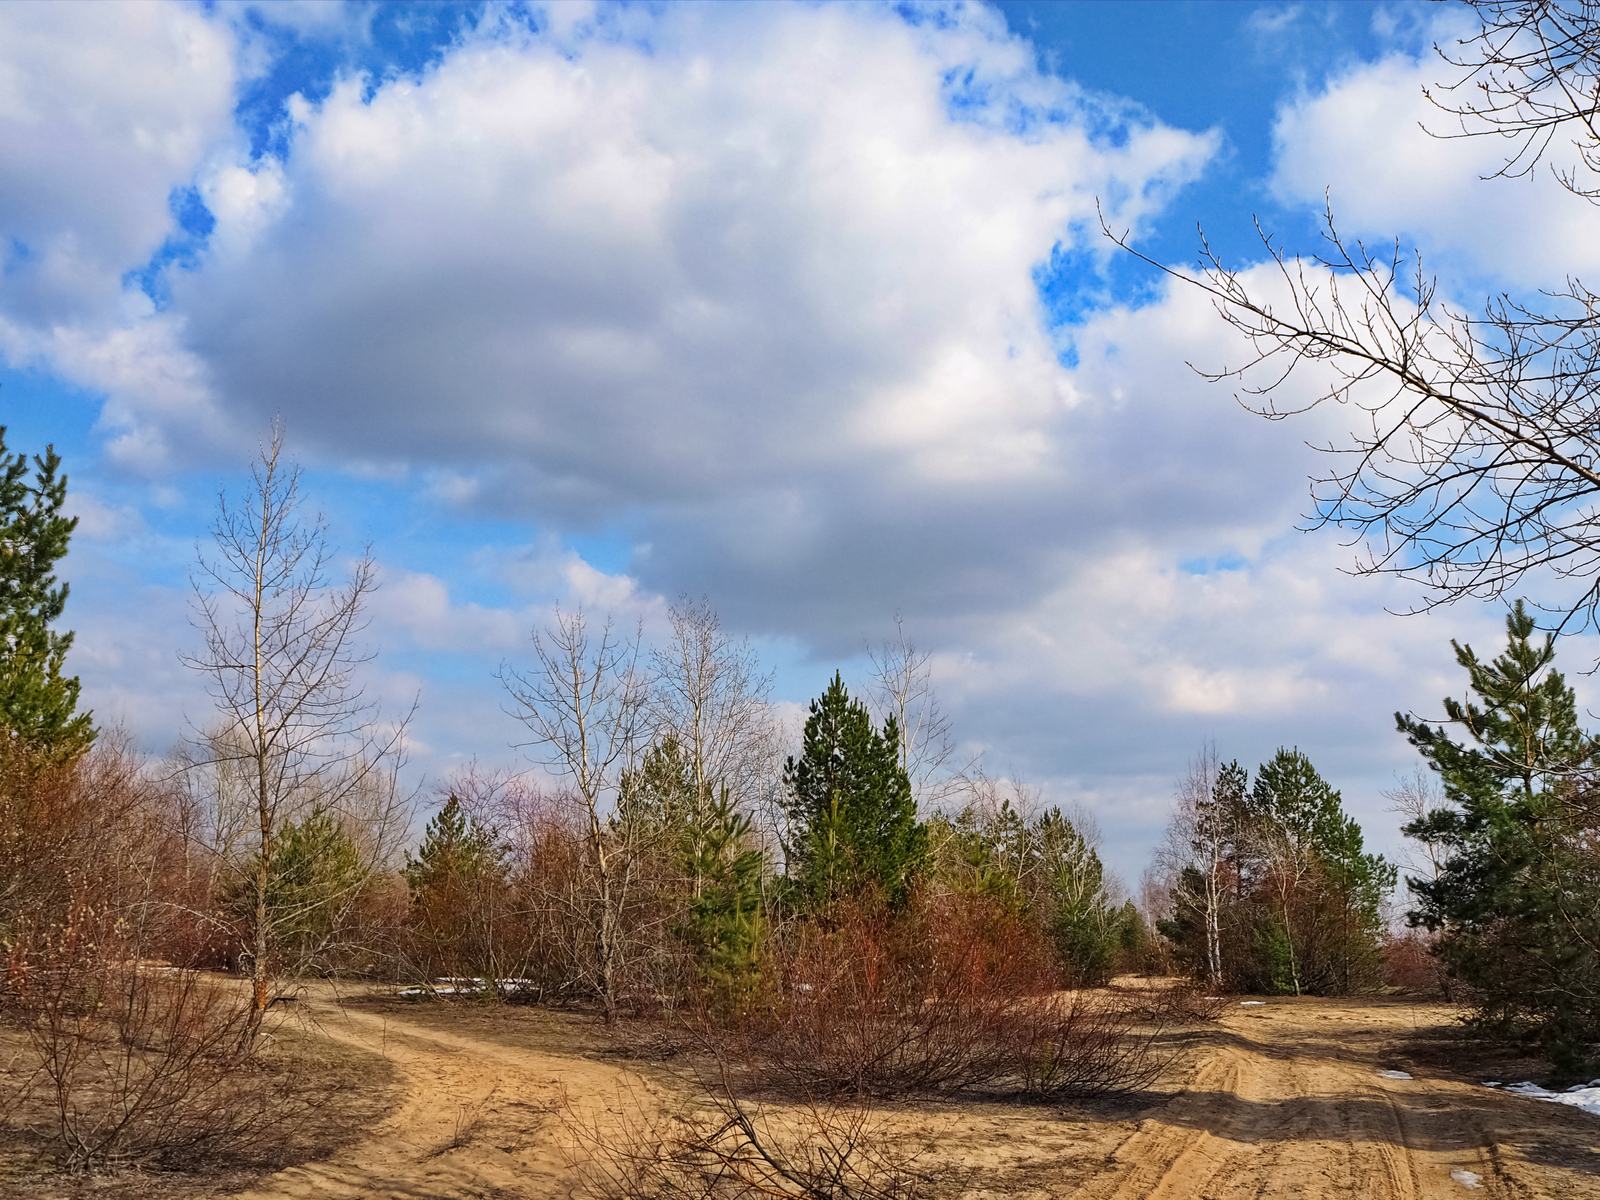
{"left": 783, "top": 671, "right": 925, "bottom": 910}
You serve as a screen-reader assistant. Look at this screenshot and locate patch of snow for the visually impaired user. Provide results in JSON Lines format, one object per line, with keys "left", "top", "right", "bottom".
{"left": 1240, "top": 1000, "right": 1266, "bottom": 1006}
{"left": 1485, "top": 1079, "right": 1600, "bottom": 1117}
{"left": 1450, "top": 1168, "right": 1483, "bottom": 1189}
{"left": 1378, "top": 1069, "right": 1413, "bottom": 1080}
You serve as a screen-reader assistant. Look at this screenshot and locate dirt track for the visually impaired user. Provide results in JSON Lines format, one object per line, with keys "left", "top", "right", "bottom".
{"left": 232, "top": 999, "right": 661, "bottom": 1200}
{"left": 1074, "top": 999, "right": 1596, "bottom": 1200}
{"left": 233, "top": 993, "right": 1600, "bottom": 1199}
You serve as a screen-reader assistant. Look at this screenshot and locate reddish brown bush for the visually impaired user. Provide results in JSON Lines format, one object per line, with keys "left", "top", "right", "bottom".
{"left": 1381, "top": 929, "right": 1459, "bottom": 999}
{"left": 725, "top": 893, "right": 1161, "bottom": 1100}
{"left": 7, "top": 893, "right": 322, "bottom": 1171}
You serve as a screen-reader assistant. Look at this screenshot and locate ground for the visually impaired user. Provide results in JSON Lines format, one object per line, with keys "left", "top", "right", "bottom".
{"left": 4, "top": 985, "right": 1600, "bottom": 1197}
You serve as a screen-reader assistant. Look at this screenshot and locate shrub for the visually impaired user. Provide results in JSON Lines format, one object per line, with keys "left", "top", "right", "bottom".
{"left": 731, "top": 892, "right": 1160, "bottom": 1100}
{"left": 7, "top": 897, "right": 318, "bottom": 1171}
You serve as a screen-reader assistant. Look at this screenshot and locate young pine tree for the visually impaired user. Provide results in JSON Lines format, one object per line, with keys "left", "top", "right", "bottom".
{"left": 404, "top": 795, "right": 513, "bottom": 988}
{"left": 227, "top": 807, "right": 367, "bottom": 976}
{"left": 1035, "top": 807, "right": 1118, "bottom": 985}
{"left": 783, "top": 672, "right": 926, "bottom": 911}
{"left": 0, "top": 428, "right": 94, "bottom": 757}
{"left": 1400, "top": 601, "right": 1600, "bottom": 1074}
{"left": 677, "top": 785, "right": 767, "bottom": 1009}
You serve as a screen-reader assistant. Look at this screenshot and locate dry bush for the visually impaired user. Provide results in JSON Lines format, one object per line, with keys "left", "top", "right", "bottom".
{"left": 439, "top": 770, "right": 686, "bottom": 1010}
{"left": 6, "top": 898, "right": 326, "bottom": 1172}
{"left": 720, "top": 894, "right": 1162, "bottom": 1101}
{"left": 564, "top": 1076, "right": 932, "bottom": 1200}
{"left": 1110, "top": 978, "right": 1232, "bottom": 1024}
{"left": 0, "top": 737, "right": 350, "bottom": 1175}
{"left": 1381, "top": 929, "right": 1459, "bottom": 999}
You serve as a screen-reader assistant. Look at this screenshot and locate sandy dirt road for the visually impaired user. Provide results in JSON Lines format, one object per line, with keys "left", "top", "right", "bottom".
{"left": 1072, "top": 999, "right": 1600, "bottom": 1200}
{"left": 230, "top": 994, "right": 1600, "bottom": 1199}
{"left": 231, "top": 997, "right": 664, "bottom": 1200}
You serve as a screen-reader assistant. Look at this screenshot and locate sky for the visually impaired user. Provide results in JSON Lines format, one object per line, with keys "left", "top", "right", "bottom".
{"left": 3, "top": 0, "right": 1592, "bottom": 886}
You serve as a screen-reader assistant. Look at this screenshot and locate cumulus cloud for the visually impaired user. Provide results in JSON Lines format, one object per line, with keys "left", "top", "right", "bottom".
{"left": 0, "top": 2, "right": 234, "bottom": 331}
{"left": 147, "top": 3, "right": 1215, "bottom": 511}
{"left": 1270, "top": 9, "right": 1600, "bottom": 287}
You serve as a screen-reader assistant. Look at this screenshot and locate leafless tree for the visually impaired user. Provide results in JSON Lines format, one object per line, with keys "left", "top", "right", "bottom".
{"left": 651, "top": 598, "right": 778, "bottom": 822}
{"left": 1101, "top": 3, "right": 1600, "bottom": 638}
{"left": 501, "top": 606, "right": 651, "bottom": 1021}
{"left": 1427, "top": 1, "right": 1600, "bottom": 199}
{"left": 867, "top": 617, "right": 957, "bottom": 809}
{"left": 182, "top": 424, "right": 411, "bottom": 1044}
{"left": 1385, "top": 765, "right": 1451, "bottom": 884}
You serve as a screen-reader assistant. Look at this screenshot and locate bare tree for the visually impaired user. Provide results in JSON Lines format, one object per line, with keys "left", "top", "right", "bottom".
{"left": 1101, "top": 3, "right": 1600, "bottom": 637}
{"left": 501, "top": 607, "right": 650, "bottom": 1021}
{"left": 1427, "top": 1, "right": 1600, "bottom": 199}
{"left": 867, "top": 617, "right": 957, "bottom": 809}
{"left": 1385, "top": 765, "right": 1451, "bottom": 885}
{"left": 651, "top": 598, "right": 777, "bottom": 819}
{"left": 182, "top": 425, "right": 410, "bottom": 1043}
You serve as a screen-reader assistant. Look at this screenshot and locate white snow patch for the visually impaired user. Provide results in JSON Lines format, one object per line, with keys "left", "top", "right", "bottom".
{"left": 1483, "top": 1078, "right": 1600, "bottom": 1117}
{"left": 1450, "top": 1168, "right": 1483, "bottom": 1189}
{"left": 1378, "top": 1069, "right": 1413, "bottom": 1080}
{"left": 398, "top": 976, "right": 541, "bottom": 998}
{"left": 1240, "top": 1000, "right": 1266, "bottom": 1006}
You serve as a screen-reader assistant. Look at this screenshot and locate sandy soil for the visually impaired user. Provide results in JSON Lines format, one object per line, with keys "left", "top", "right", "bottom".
{"left": 229, "top": 995, "right": 669, "bottom": 1200}
{"left": 211, "top": 992, "right": 1600, "bottom": 1198}
{"left": 1068, "top": 998, "right": 1600, "bottom": 1199}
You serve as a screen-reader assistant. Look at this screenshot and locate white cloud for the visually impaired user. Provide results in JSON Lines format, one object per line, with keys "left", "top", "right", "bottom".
{"left": 0, "top": 2, "right": 235, "bottom": 328}
{"left": 1270, "top": 12, "right": 1600, "bottom": 286}
{"left": 109, "top": 2, "right": 1215, "bottom": 505}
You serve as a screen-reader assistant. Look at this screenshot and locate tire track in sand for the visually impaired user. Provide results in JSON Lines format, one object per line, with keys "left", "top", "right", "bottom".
{"left": 1072, "top": 1004, "right": 1517, "bottom": 1200}
{"left": 234, "top": 1003, "right": 658, "bottom": 1200}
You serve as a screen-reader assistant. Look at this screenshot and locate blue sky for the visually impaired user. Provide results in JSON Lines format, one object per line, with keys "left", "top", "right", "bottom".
{"left": 3, "top": 0, "right": 1584, "bottom": 883}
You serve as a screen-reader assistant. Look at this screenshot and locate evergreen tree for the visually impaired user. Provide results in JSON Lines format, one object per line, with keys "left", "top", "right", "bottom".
{"left": 677, "top": 785, "right": 767, "bottom": 1008}
{"left": 1035, "top": 807, "right": 1117, "bottom": 984}
{"left": 1400, "top": 601, "right": 1600, "bottom": 1073}
{"left": 1246, "top": 748, "right": 1393, "bottom": 995}
{"left": 933, "top": 797, "right": 1031, "bottom": 914}
{"left": 229, "top": 807, "right": 366, "bottom": 971}
{"left": 404, "top": 794, "right": 509, "bottom": 899}
{"left": 0, "top": 428, "right": 93, "bottom": 756}
{"left": 783, "top": 672, "right": 926, "bottom": 910}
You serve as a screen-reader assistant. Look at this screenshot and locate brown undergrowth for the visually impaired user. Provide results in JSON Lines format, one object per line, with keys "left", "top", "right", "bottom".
{"left": 568, "top": 896, "right": 1184, "bottom": 1199}
{"left": 0, "top": 952, "right": 397, "bottom": 1189}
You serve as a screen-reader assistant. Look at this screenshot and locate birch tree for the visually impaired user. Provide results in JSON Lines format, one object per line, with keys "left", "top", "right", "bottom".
{"left": 502, "top": 607, "right": 650, "bottom": 1021}
{"left": 649, "top": 597, "right": 776, "bottom": 892}
{"left": 868, "top": 617, "right": 956, "bottom": 809}
{"left": 183, "top": 426, "right": 410, "bottom": 1044}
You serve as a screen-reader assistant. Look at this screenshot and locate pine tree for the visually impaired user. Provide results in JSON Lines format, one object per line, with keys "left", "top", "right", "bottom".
{"left": 677, "top": 785, "right": 767, "bottom": 1008}
{"left": 227, "top": 807, "right": 366, "bottom": 972}
{"left": 1036, "top": 807, "right": 1117, "bottom": 984}
{"left": 783, "top": 672, "right": 926, "bottom": 910}
{"left": 1246, "top": 748, "right": 1392, "bottom": 995}
{"left": 0, "top": 428, "right": 93, "bottom": 756}
{"left": 1400, "top": 601, "right": 1600, "bottom": 1073}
